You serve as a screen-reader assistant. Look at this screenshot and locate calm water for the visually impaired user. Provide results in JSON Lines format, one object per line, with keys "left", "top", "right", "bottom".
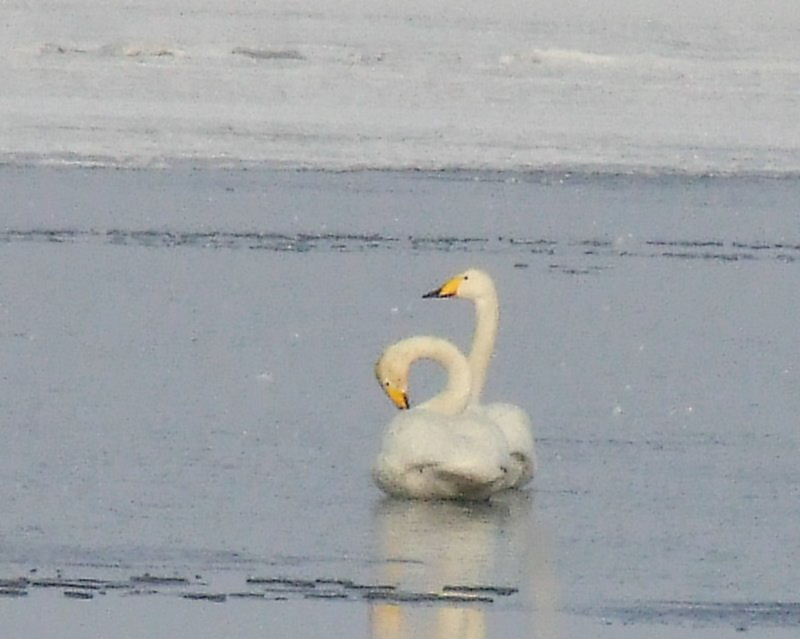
{"left": 1, "top": 167, "right": 799, "bottom": 638}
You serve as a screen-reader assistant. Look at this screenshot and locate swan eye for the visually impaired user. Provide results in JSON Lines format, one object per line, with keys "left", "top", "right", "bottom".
{"left": 463, "top": 275, "right": 469, "bottom": 280}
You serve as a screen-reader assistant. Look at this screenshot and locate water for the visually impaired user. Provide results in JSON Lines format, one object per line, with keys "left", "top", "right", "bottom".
{"left": 2, "top": 0, "right": 800, "bottom": 173}
{"left": 1, "top": 167, "right": 799, "bottom": 637}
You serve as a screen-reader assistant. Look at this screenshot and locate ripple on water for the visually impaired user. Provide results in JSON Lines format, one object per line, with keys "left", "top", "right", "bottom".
{"left": 0, "top": 571, "right": 518, "bottom": 606}
{"left": 597, "top": 600, "right": 800, "bottom": 629}
{"left": 2, "top": 229, "right": 800, "bottom": 269}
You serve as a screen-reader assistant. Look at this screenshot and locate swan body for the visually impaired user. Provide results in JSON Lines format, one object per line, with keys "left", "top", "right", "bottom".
{"left": 424, "top": 269, "right": 536, "bottom": 487}
{"left": 374, "top": 336, "right": 512, "bottom": 500}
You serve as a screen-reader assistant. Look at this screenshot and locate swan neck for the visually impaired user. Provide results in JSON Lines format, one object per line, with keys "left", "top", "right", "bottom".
{"left": 468, "top": 290, "right": 499, "bottom": 404}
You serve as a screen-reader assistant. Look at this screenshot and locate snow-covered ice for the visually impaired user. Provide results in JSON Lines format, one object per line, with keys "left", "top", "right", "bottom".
{"left": 2, "top": 0, "right": 799, "bottom": 173}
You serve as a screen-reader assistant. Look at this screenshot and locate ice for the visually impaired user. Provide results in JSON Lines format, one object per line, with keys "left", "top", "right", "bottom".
{"left": 2, "top": 0, "right": 799, "bottom": 173}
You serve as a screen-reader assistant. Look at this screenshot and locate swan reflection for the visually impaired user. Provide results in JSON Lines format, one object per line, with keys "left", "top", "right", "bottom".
{"left": 369, "top": 492, "right": 556, "bottom": 639}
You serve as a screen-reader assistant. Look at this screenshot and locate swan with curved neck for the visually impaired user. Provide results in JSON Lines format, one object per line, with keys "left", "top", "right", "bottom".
{"left": 423, "top": 268, "right": 536, "bottom": 487}
{"left": 373, "top": 336, "right": 511, "bottom": 500}
{"left": 376, "top": 335, "right": 471, "bottom": 416}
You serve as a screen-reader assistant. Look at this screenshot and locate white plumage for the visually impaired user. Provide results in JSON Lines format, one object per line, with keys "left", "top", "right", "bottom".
{"left": 423, "top": 268, "right": 536, "bottom": 488}
{"left": 373, "top": 336, "right": 512, "bottom": 500}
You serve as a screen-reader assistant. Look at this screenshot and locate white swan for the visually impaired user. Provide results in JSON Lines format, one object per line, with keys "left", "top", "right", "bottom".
{"left": 423, "top": 268, "right": 536, "bottom": 488}
{"left": 373, "top": 335, "right": 512, "bottom": 500}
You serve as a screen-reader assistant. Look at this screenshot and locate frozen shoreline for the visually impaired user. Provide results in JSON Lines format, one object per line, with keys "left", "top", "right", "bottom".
{"left": 4, "top": 0, "right": 800, "bottom": 175}
{"left": 7, "top": 153, "right": 800, "bottom": 179}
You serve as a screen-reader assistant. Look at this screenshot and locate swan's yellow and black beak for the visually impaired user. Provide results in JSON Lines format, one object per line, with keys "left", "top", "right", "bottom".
{"left": 385, "top": 385, "right": 410, "bottom": 410}
{"left": 422, "top": 275, "right": 462, "bottom": 299}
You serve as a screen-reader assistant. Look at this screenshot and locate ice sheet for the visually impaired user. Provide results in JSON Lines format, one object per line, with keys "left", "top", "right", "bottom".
{"left": 2, "top": 0, "right": 799, "bottom": 173}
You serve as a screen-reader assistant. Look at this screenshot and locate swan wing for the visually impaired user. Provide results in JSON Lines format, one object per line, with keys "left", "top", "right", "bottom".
{"left": 472, "top": 402, "right": 536, "bottom": 488}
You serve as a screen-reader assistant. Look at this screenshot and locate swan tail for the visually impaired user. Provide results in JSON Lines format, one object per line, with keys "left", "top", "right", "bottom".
{"left": 428, "top": 452, "right": 512, "bottom": 499}
{"left": 509, "top": 452, "right": 535, "bottom": 488}
{"left": 432, "top": 468, "right": 506, "bottom": 500}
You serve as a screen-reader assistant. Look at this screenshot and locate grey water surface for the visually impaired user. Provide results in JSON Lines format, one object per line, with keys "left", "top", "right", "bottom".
{"left": 1, "top": 167, "right": 799, "bottom": 638}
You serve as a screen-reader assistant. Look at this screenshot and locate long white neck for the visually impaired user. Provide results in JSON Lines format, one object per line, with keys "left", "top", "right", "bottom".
{"left": 405, "top": 337, "right": 471, "bottom": 416}
{"left": 468, "top": 285, "right": 499, "bottom": 405}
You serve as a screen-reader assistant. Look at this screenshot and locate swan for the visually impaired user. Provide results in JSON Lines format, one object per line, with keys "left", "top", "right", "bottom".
{"left": 423, "top": 268, "right": 536, "bottom": 488}
{"left": 373, "top": 335, "right": 512, "bottom": 500}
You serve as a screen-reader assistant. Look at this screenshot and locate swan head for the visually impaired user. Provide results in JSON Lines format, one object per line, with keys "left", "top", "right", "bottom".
{"left": 375, "top": 351, "right": 410, "bottom": 410}
{"left": 422, "top": 268, "right": 494, "bottom": 301}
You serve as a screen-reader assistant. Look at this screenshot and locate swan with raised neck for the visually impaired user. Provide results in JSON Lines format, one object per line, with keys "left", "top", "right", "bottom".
{"left": 423, "top": 268, "right": 536, "bottom": 487}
